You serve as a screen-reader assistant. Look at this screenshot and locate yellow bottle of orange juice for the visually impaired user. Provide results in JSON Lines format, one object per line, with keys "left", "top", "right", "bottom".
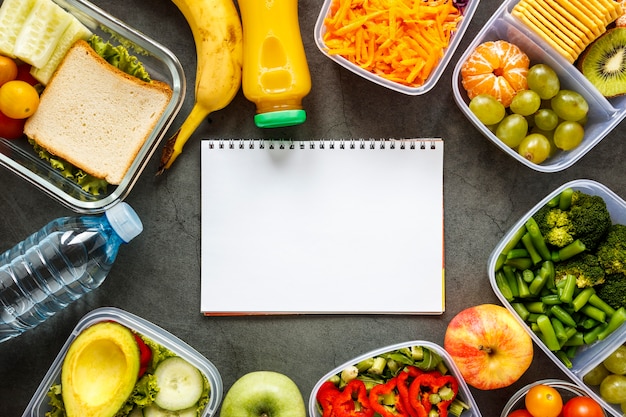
{"left": 238, "top": 0, "right": 311, "bottom": 128}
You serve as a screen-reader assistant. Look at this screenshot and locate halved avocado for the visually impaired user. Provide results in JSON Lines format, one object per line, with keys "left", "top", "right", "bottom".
{"left": 61, "top": 321, "right": 141, "bottom": 417}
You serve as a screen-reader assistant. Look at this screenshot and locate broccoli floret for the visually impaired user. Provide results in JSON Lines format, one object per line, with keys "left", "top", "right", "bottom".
{"left": 568, "top": 191, "right": 613, "bottom": 250}
{"left": 554, "top": 253, "right": 605, "bottom": 288}
{"left": 533, "top": 190, "right": 612, "bottom": 250}
{"left": 597, "top": 224, "right": 626, "bottom": 276}
{"left": 595, "top": 273, "right": 626, "bottom": 310}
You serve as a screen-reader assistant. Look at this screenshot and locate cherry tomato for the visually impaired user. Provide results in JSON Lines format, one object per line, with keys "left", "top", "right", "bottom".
{"left": 525, "top": 384, "right": 563, "bottom": 417}
{"left": 0, "top": 80, "right": 39, "bottom": 119}
{"left": 133, "top": 334, "right": 152, "bottom": 377}
{"left": 0, "top": 110, "right": 26, "bottom": 139}
{"left": 508, "top": 409, "right": 534, "bottom": 417}
{"left": 0, "top": 55, "right": 18, "bottom": 87}
{"left": 562, "top": 396, "right": 604, "bottom": 417}
{"left": 15, "top": 63, "right": 39, "bottom": 86}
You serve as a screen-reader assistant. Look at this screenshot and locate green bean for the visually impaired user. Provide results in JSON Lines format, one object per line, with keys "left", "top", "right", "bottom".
{"left": 550, "top": 305, "right": 577, "bottom": 327}
{"left": 521, "top": 232, "right": 543, "bottom": 265}
{"left": 526, "top": 301, "right": 548, "bottom": 314}
{"left": 529, "top": 261, "right": 554, "bottom": 296}
{"left": 580, "top": 317, "right": 599, "bottom": 330}
{"left": 496, "top": 225, "right": 528, "bottom": 270}
{"left": 525, "top": 217, "right": 552, "bottom": 261}
{"left": 537, "top": 314, "right": 561, "bottom": 351}
{"left": 583, "top": 324, "right": 606, "bottom": 344}
{"left": 556, "top": 350, "right": 573, "bottom": 368}
{"left": 516, "top": 272, "right": 532, "bottom": 298}
{"left": 551, "top": 317, "right": 568, "bottom": 342}
{"left": 541, "top": 294, "right": 562, "bottom": 305}
{"left": 502, "top": 266, "right": 519, "bottom": 298}
{"left": 559, "top": 274, "right": 577, "bottom": 304}
{"left": 580, "top": 304, "right": 606, "bottom": 323}
{"left": 495, "top": 270, "right": 514, "bottom": 302}
{"left": 571, "top": 287, "right": 595, "bottom": 312}
{"left": 558, "top": 188, "right": 574, "bottom": 210}
{"left": 597, "top": 307, "right": 626, "bottom": 341}
{"left": 563, "top": 331, "right": 584, "bottom": 347}
{"left": 589, "top": 294, "right": 616, "bottom": 318}
{"left": 552, "top": 239, "right": 586, "bottom": 262}
{"left": 507, "top": 248, "right": 530, "bottom": 259}
{"left": 522, "top": 269, "right": 535, "bottom": 283}
{"left": 511, "top": 302, "right": 530, "bottom": 321}
{"left": 505, "top": 257, "right": 533, "bottom": 270}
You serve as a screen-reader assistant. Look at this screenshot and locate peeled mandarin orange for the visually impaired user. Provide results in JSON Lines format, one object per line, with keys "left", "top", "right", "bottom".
{"left": 461, "top": 40, "right": 530, "bottom": 107}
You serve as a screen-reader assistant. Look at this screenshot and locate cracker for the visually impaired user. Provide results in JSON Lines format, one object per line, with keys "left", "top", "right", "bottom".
{"left": 520, "top": 2, "right": 584, "bottom": 56}
{"left": 553, "top": 0, "right": 603, "bottom": 36}
{"left": 534, "top": 0, "right": 589, "bottom": 51}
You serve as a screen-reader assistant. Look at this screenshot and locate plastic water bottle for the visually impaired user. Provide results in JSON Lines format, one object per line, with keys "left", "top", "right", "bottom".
{"left": 0, "top": 202, "right": 143, "bottom": 343}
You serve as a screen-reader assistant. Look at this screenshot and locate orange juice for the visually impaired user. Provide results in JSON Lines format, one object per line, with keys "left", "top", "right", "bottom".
{"left": 238, "top": 0, "right": 311, "bottom": 128}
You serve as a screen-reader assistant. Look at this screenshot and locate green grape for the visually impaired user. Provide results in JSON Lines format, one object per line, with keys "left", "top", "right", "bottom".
{"left": 496, "top": 114, "right": 528, "bottom": 148}
{"left": 600, "top": 374, "right": 626, "bottom": 404}
{"left": 527, "top": 64, "right": 560, "bottom": 99}
{"left": 531, "top": 127, "right": 557, "bottom": 157}
{"left": 518, "top": 133, "right": 551, "bottom": 164}
{"left": 584, "top": 363, "right": 611, "bottom": 386}
{"left": 553, "top": 121, "right": 584, "bottom": 151}
{"left": 534, "top": 108, "right": 559, "bottom": 131}
{"left": 510, "top": 89, "right": 541, "bottom": 116}
{"left": 551, "top": 89, "right": 589, "bottom": 121}
{"left": 469, "top": 94, "right": 505, "bottom": 125}
{"left": 605, "top": 346, "right": 626, "bottom": 375}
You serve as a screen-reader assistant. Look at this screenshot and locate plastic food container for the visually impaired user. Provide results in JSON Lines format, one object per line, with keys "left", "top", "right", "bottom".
{"left": 0, "top": 0, "right": 185, "bottom": 213}
{"left": 488, "top": 179, "right": 626, "bottom": 417}
{"left": 452, "top": 0, "right": 626, "bottom": 172}
{"left": 500, "top": 379, "right": 607, "bottom": 417}
{"left": 308, "top": 340, "right": 482, "bottom": 417}
{"left": 314, "top": 0, "right": 480, "bottom": 95}
{"left": 21, "top": 307, "right": 222, "bottom": 417}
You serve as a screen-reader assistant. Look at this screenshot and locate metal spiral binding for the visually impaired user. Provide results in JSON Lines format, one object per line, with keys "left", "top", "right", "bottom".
{"left": 207, "top": 138, "right": 441, "bottom": 149}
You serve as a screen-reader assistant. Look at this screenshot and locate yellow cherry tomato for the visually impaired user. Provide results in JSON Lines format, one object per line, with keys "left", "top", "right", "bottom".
{"left": 0, "top": 80, "right": 39, "bottom": 119}
{"left": 0, "top": 55, "right": 18, "bottom": 87}
{"left": 525, "top": 384, "right": 563, "bottom": 417}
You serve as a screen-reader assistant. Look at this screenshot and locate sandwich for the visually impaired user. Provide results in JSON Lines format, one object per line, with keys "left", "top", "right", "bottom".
{"left": 24, "top": 39, "right": 173, "bottom": 185}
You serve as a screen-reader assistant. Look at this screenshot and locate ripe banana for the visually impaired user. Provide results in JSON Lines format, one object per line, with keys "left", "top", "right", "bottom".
{"left": 157, "top": 0, "right": 243, "bottom": 173}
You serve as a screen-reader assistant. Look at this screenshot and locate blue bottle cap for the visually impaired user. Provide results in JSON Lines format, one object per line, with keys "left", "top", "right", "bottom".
{"left": 254, "top": 109, "right": 307, "bottom": 128}
{"left": 105, "top": 202, "right": 143, "bottom": 243}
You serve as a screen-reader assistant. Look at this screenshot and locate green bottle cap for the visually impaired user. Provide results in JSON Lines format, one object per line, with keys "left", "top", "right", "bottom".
{"left": 254, "top": 109, "right": 307, "bottom": 128}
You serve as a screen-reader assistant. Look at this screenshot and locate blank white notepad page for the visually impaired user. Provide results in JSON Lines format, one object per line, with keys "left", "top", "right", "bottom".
{"left": 200, "top": 139, "right": 444, "bottom": 315}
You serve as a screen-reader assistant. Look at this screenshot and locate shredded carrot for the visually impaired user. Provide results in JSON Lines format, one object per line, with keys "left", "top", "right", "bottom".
{"left": 323, "top": 0, "right": 463, "bottom": 87}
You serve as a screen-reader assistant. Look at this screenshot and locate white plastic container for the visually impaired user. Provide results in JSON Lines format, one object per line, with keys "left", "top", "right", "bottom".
{"left": 314, "top": 0, "right": 480, "bottom": 95}
{"left": 21, "top": 307, "right": 223, "bottom": 417}
{"left": 308, "top": 340, "right": 482, "bottom": 417}
{"left": 500, "top": 379, "right": 607, "bottom": 417}
{"left": 0, "top": 0, "right": 185, "bottom": 213}
{"left": 488, "top": 179, "right": 626, "bottom": 417}
{"left": 452, "top": 0, "right": 626, "bottom": 172}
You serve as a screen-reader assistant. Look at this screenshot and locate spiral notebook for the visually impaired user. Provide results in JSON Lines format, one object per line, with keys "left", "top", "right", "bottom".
{"left": 200, "top": 138, "right": 444, "bottom": 315}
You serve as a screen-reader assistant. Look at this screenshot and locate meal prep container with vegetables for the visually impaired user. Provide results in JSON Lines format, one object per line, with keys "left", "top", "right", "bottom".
{"left": 308, "top": 340, "right": 482, "bottom": 417}
{"left": 314, "top": 0, "right": 480, "bottom": 95}
{"left": 0, "top": 0, "right": 185, "bottom": 213}
{"left": 21, "top": 307, "right": 222, "bottom": 417}
{"left": 452, "top": 0, "right": 626, "bottom": 172}
{"left": 488, "top": 179, "right": 626, "bottom": 417}
{"left": 500, "top": 379, "right": 607, "bottom": 417}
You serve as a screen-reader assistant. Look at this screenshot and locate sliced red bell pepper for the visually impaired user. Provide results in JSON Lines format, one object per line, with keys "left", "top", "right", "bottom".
{"left": 332, "top": 379, "right": 374, "bottom": 417}
{"left": 317, "top": 381, "right": 341, "bottom": 417}
{"left": 407, "top": 371, "right": 459, "bottom": 417}
{"left": 369, "top": 376, "right": 408, "bottom": 417}
{"left": 396, "top": 366, "right": 425, "bottom": 417}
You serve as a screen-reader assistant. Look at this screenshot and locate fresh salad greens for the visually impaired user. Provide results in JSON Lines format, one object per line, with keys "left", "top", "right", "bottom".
{"left": 316, "top": 346, "right": 471, "bottom": 417}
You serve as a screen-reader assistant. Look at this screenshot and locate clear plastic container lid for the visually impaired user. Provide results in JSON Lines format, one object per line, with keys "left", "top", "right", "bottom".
{"left": 21, "top": 307, "right": 223, "bottom": 417}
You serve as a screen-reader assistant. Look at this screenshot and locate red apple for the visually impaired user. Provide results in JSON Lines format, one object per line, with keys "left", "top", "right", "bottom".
{"left": 443, "top": 303, "right": 533, "bottom": 390}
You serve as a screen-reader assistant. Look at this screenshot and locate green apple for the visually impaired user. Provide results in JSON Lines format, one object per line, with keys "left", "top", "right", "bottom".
{"left": 220, "top": 371, "right": 306, "bottom": 417}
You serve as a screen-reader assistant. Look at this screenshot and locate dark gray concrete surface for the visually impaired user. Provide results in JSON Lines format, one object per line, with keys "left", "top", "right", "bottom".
{"left": 1, "top": 0, "right": 624, "bottom": 416}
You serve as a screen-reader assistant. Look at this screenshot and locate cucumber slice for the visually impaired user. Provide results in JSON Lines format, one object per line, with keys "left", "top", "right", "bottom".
{"left": 31, "top": 16, "right": 92, "bottom": 84}
{"left": 153, "top": 357, "right": 204, "bottom": 411}
{"left": 143, "top": 405, "right": 197, "bottom": 417}
{"left": 13, "top": 0, "right": 73, "bottom": 68}
{"left": 0, "top": 0, "right": 37, "bottom": 57}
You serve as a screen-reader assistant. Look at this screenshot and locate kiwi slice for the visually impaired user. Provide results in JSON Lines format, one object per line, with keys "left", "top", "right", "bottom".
{"left": 579, "top": 27, "right": 626, "bottom": 97}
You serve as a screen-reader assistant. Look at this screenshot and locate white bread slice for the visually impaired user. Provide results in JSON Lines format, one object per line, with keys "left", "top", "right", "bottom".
{"left": 24, "top": 39, "right": 173, "bottom": 185}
